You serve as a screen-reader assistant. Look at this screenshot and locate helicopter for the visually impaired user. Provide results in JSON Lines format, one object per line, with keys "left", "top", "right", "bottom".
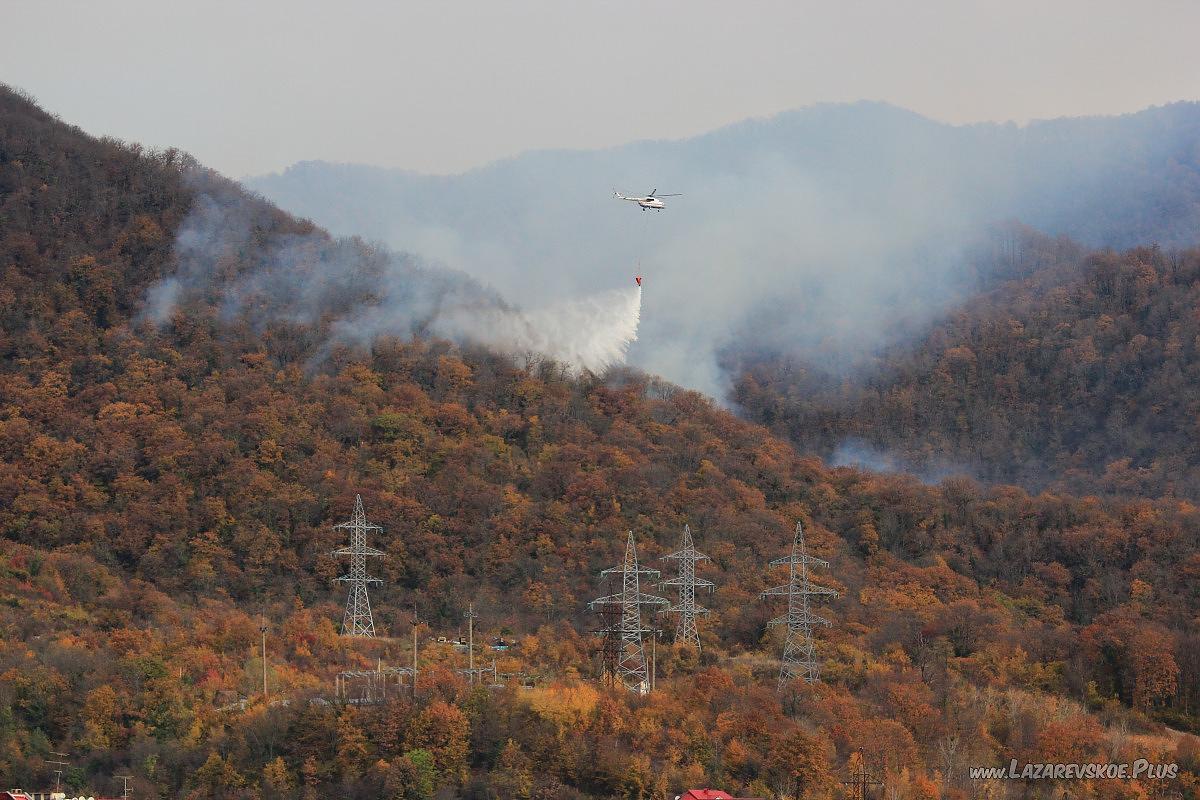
{"left": 614, "top": 188, "right": 682, "bottom": 211}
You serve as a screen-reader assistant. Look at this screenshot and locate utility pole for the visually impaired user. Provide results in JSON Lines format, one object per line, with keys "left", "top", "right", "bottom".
{"left": 332, "top": 494, "right": 385, "bottom": 637}
{"left": 466, "top": 603, "right": 477, "bottom": 682}
{"left": 46, "top": 752, "right": 69, "bottom": 793}
{"left": 761, "top": 520, "right": 839, "bottom": 689}
{"left": 660, "top": 524, "right": 715, "bottom": 650}
{"left": 411, "top": 608, "right": 421, "bottom": 697}
{"left": 458, "top": 603, "right": 490, "bottom": 686}
{"left": 589, "top": 531, "right": 669, "bottom": 694}
{"left": 650, "top": 626, "right": 658, "bottom": 690}
{"left": 260, "top": 608, "right": 268, "bottom": 700}
{"left": 116, "top": 774, "right": 133, "bottom": 799}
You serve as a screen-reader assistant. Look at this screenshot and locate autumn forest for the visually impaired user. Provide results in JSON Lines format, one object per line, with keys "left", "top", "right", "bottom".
{"left": 1, "top": 84, "right": 1199, "bottom": 800}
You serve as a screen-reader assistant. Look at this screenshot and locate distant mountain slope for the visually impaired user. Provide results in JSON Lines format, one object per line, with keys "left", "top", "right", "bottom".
{"left": 246, "top": 102, "right": 1200, "bottom": 395}
{"left": 249, "top": 101, "right": 1200, "bottom": 252}
{"left": 732, "top": 229, "right": 1200, "bottom": 498}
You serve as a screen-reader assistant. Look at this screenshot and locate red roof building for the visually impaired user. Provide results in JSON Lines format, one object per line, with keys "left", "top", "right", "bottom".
{"left": 677, "top": 791, "right": 762, "bottom": 800}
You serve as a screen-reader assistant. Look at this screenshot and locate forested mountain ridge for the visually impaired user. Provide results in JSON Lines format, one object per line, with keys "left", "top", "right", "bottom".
{"left": 1, "top": 86, "right": 1199, "bottom": 799}
{"left": 732, "top": 229, "right": 1200, "bottom": 499}
{"left": 0, "top": 85, "right": 191, "bottom": 337}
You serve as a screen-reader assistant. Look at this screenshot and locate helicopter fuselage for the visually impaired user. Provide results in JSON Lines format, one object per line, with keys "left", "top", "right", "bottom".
{"left": 615, "top": 190, "right": 677, "bottom": 210}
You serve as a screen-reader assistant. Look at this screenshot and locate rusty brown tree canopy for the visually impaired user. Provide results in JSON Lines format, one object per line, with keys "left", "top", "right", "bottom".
{"left": 0, "top": 86, "right": 1197, "bottom": 799}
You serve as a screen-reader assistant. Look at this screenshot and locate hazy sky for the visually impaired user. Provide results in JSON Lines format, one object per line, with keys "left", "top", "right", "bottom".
{"left": 4, "top": 1, "right": 1199, "bottom": 178}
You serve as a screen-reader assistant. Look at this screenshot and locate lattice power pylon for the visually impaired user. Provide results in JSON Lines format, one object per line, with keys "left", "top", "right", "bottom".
{"left": 332, "top": 494, "right": 385, "bottom": 637}
{"left": 590, "top": 531, "right": 668, "bottom": 694}
{"left": 660, "top": 524, "right": 715, "bottom": 650}
{"left": 591, "top": 573, "right": 623, "bottom": 685}
{"left": 761, "top": 520, "right": 838, "bottom": 688}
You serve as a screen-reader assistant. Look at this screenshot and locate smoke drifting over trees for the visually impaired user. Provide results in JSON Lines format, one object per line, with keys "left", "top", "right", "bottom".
{"left": 247, "top": 101, "right": 1200, "bottom": 396}
{"left": 144, "top": 171, "right": 642, "bottom": 374}
{"left": 737, "top": 236, "right": 1200, "bottom": 499}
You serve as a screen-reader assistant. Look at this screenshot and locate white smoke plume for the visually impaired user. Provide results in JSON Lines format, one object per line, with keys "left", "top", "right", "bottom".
{"left": 246, "top": 101, "right": 1200, "bottom": 398}
{"left": 143, "top": 172, "right": 642, "bottom": 374}
{"left": 830, "top": 438, "right": 969, "bottom": 485}
{"left": 333, "top": 282, "right": 643, "bottom": 374}
{"left": 424, "top": 286, "right": 640, "bottom": 373}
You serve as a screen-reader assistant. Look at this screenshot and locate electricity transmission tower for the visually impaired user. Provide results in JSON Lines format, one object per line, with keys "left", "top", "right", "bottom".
{"left": 591, "top": 573, "right": 623, "bottom": 684}
{"left": 761, "top": 520, "right": 838, "bottom": 688}
{"left": 589, "top": 531, "right": 668, "bottom": 694}
{"left": 660, "top": 524, "right": 714, "bottom": 650}
{"left": 332, "top": 494, "right": 385, "bottom": 637}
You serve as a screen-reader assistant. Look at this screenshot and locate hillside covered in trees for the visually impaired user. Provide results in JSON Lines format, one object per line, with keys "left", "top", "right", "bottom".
{"left": 2, "top": 86, "right": 1199, "bottom": 800}
{"left": 732, "top": 229, "right": 1200, "bottom": 500}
